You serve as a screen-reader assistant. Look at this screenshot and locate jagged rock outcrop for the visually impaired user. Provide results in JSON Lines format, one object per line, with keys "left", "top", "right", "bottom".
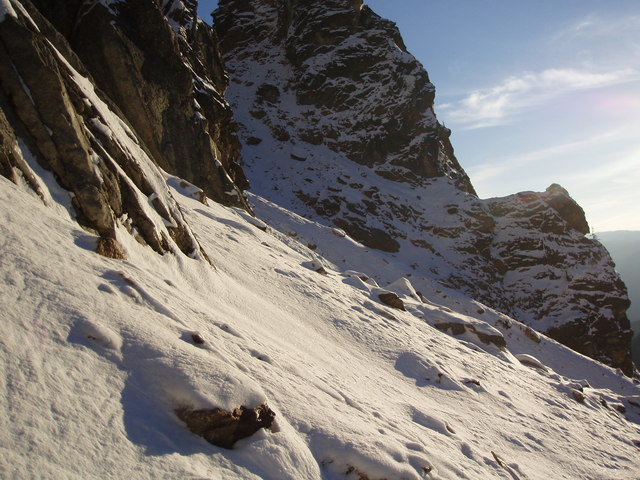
{"left": 0, "top": 0, "right": 250, "bottom": 259}
{"left": 215, "top": 0, "right": 474, "bottom": 253}
{"left": 485, "top": 185, "right": 633, "bottom": 373}
{"left": 215, "top": 0, "right": 473, "bottom": 192}
{"left": 31, "top": 0, "right": 249, "bottom": 209}
{"left": 215, "top": 0, "right": 633, "bottom": 374}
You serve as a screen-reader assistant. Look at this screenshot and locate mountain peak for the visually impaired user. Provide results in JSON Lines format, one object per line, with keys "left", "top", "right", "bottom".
{"left": 216, "top": 0, "right": 475, "bottom": 194}
{"left": 544, "top": 183, "right": 590, "bottom": 234}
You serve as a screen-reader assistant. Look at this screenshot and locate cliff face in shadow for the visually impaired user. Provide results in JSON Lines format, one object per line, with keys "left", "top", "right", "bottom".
{"left": 0, "top": 0, "right": 251, "bottom": 260}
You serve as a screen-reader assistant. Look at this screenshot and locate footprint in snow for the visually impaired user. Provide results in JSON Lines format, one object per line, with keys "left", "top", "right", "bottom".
{"left": 410, "top": 407, "right": 456, "bottom": 436}
{"left": 97, "top": 283, "right": 116, "bottom": 294}
{"left": 68, "top": 317, "right": 123, "bottom": 365}
{"left": 405, "top": 442, "right": 424, "bottom": 452}
{"left": 105, "top": 270, "right": 190, "bottom": 327}
{"left": 395, "top": 352, "right": 466, "bottom": 391}
{"left": 460, "top": 442, "right": 476, "bottom": 460}
{"left": 523, "top": 432, "right": 544, "bottom": 451}
{"left": 215, "top": 322, "right": 243, "bottom": 338}
{"left": 249, "top": 349, "right": 273, "bottom": 364}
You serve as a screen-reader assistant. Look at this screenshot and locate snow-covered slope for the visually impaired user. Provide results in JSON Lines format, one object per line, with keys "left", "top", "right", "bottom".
{"left": 214, "top": 0, "right": 633, "bottom": 374}
{"left": 2, "top": 1, "right": 640, "bottom": 479}
{"left": 2, "top": 166, "right": 640, "bottom": 479}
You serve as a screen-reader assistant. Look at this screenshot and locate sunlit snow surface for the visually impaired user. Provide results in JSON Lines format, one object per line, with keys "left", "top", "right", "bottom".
{"left": 1, "top": 171, "right": 639, "bottom": 479}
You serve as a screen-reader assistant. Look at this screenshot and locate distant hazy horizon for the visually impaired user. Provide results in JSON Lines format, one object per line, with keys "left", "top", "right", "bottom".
{"left": 597, "top": 231, "right": 640, "bottom": 332}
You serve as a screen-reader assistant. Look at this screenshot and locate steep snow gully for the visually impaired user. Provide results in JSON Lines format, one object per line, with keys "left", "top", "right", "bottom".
{"left": 1, "top": 1, "right": 639, "bottom": 479}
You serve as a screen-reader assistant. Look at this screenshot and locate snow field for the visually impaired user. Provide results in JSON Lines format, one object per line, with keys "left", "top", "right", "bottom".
{"left": 2, "top": 169, "right": 639, "bottom": 479}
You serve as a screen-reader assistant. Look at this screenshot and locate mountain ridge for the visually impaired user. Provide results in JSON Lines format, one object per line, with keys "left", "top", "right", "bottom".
{"left": 214, "top": 0, "right": 633, "bottom": 374}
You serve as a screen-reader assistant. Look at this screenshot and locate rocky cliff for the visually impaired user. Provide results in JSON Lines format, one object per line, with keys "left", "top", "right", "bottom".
{"left": 36, "top": 0, "right": 250, "bottom": 205}
{"left": 216, "top": 0, "right": 473, "bottom": 192}
{"left": 214, "top": 0, "right": 634, "bottom": 374}
{"left": 0, "top": 0, "right": 250, "bottom": 260}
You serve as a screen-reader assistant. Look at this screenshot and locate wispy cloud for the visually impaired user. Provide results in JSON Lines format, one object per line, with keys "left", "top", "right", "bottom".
{"left": 467, "top": 126, "right": 627, "bottom": 187}
{"left": 468, "top": 122, "right": 638, "bottom": 184}
{"left": 439, "top": 68, "right": 637, "bottom": 129}
{"left": 553, "top": 14, "right": 640, "bottom": 41}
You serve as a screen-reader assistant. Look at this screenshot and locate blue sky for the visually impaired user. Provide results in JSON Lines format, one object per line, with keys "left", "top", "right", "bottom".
{"left": 199, "top": 1, "right": 640, "bottom": 232}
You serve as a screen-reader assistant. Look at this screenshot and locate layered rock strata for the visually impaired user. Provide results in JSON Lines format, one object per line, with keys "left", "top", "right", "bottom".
{"left": 31, "top": 0, "right": 250, "bottom": 208}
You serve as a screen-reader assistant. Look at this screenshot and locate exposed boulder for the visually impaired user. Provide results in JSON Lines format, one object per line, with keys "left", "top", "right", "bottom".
{"left": 571, "top": 389, "right": 586, "bottom": 403}
{"left": 377, "top": 291, "right": 406, "bottom": 311}
{"left": 524, "top": 327, "right": 542, "bottom": 344}
{"left": 175, "top": 404, "right": 276, "bottom": 449}
{"left": 96, "top": 237, "right": 127, "bottom": 260}
{"left": 434, "top": 320, "right": 506, "bottom": 350}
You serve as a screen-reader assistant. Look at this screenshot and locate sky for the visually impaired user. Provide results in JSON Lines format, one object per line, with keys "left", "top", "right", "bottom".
{"left": 198, "top": 1, "right": 640, "bottom": 233}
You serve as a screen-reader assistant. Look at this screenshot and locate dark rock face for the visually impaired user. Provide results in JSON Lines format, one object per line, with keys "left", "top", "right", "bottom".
{"left": 378, "top": 291, "right": 405, "bottom": 311}
{"left": 334, "top": 217, "right": 400, "bottom": 253}
{"left": 434, "top": 321, "right": 506, "bottom": 349}
{"left": 1, "top": 0, "right": 251, "bottom": 260}
{"left": 175, "top": 404, "right": 276, "bottom": 449}
{"left": 216, "top": 0, "right": 633, "bottom": 374}
{"left": 216, "top": 0, "right": 473, "bottom": 192}
{"left": 31, "top": 0, "right": 250, "bottom": 209}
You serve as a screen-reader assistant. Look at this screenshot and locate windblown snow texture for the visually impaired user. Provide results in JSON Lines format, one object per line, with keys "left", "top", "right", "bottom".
{"left": 1, "top": 1, "right": 639, "bottom": 479}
